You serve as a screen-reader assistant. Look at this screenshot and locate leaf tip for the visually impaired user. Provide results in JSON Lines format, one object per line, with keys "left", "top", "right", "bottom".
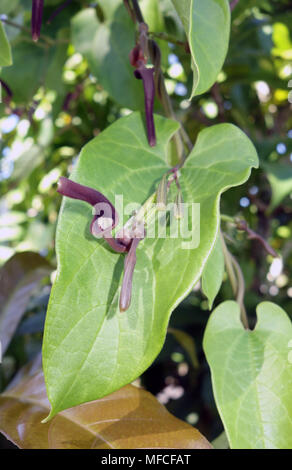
{"left": 41, "top": 408, "right": 57, "bottom": 424}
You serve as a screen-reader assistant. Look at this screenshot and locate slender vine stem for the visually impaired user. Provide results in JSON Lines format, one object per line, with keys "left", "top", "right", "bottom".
{"left": 220, "top": 231, "right": 238, "bottom": 296}
{"left": 220, "top": 230, "right": 249, "bottom": 329}
{"left": 148, "top": 31, "right": 187, "bottom": 48}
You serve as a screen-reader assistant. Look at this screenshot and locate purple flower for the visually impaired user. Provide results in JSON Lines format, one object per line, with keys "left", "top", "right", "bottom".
{"left": 57, "top": 177, "right": 127, "bottom": 253}
{"left": 31, "top": 0, "right": 44, "bottom": 42}
{"left": 134, "top": 65, "right": 156, "bottom": 147}
{"left": 57, "top": 177, "right": 146, "bottom": 311}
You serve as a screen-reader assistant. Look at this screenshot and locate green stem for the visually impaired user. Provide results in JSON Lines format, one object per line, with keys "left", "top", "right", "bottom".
{"left": 220, "top": 214, "right": 235, "bottom": 223}
{"left": 220, "top": 231, "right": 238, "bottom": 295}
{"left": 148, "top": 31, "right": 186, "bottom": 48}
{"left": 230, "top": 254, "right": 249, "bottom": 329}
{"left": 220, "top": 231, "right": 249, "bottom": 329}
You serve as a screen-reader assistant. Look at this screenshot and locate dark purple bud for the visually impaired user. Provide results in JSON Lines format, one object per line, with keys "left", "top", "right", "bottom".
{"left": 134, "top": 65, "right": 156, "bottom": 147}
{"left": 129, "top": 45, "right": 146, "bottom": 68}
{"left": 31, "top": 0, "right": 44, "bottom": 42}
{"left": 46, "top": 0, "right": 73, "bottom": 24}
{"left": 119, "top": 236, "right": 143, "bottom": 312}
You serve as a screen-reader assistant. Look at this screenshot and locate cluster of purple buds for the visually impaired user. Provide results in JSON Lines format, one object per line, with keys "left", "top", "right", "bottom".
{"left": 57, "top": 177, "right": 145, "bottom": 312}
{"left": 130, "top": 23, "right": 156, "bottom": 147}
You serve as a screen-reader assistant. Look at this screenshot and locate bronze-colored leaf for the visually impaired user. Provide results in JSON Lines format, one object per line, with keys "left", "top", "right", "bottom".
{"left": 0, "top": 370, "right": 212, "bottom": 449}
{"left": 0, "top": 252, "right": 52, "bottom": 354}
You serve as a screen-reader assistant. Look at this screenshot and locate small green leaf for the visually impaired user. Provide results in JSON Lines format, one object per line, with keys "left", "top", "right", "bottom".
{"left": 0, "top": 21, "right": 12, "bottom": 67}
{"left": 201, "top": 234, "right": 224, "bottom": 309}
{"left": 171, "top": 0, "right": 230, "bottom": 97}
{"left": 43, "top": 113, "right": 258, "bottom": 419}
{"left": 203, "top": 301, "right": 292, "bottom": 449}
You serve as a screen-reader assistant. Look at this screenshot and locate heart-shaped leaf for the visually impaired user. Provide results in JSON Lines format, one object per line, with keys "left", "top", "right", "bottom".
{"left": 43, "top": 112, "right": 258, "bottom": 419}
{"left": 171, "top": 0, "right": 230, "bottom": 97}
{"left": 203, "top": 301, "right": 292, "bottom": 449}
{"left": 0, "top": 369, "right": 211, "bottom": 449}
{"left": 0, "top": 252, "right": 52, "bottom": 355}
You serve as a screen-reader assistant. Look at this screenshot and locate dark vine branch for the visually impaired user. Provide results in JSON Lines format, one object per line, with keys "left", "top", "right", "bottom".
{"left": 235, "top": 220, "right": 278, "bottom": 258}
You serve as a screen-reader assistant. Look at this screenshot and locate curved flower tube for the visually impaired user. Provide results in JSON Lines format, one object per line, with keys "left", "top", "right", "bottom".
{"left": 134, "top": 65, "right": 156, "bottom": 147}
{"left": 57, "top": 177, "right": 146, "bottom": 311}
{"left": 57, "top": 177, "right": 127, "bottom": 252}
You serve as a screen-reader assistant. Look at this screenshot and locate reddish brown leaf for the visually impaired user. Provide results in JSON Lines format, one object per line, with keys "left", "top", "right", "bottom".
{"left": 0, "top": 370, "right": 212, "bottom": 449}
{"left": 0, "top": 252, "right": 52, "bottom": 354}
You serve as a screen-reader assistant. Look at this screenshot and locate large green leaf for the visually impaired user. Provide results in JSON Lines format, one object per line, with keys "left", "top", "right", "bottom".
{"left": 203, "top": 301, "right": 292, "bottom": 449}
{"left": 43, "top": 112, "right": 258, "bottom": 419}
{"left": 0, "top": 20, "right": 12, "bottom": 67}
{"left": 0, "top": 369, "right": 211, "bottom": 449}
{"left": 171, "top": 0, "right": 230, "bottom": 97}
{"left": 71, "top": 5, "right": 144, "bottom": 110}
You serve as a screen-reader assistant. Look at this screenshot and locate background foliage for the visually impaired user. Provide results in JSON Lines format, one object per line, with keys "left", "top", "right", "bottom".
{"left": 0, "top": 0, "right": 292, "bottom": 448}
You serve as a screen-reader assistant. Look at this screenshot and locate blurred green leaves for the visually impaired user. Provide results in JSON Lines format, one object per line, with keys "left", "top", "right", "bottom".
{"left": 71, "top": 5, "right": 144, "bottom": 110}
